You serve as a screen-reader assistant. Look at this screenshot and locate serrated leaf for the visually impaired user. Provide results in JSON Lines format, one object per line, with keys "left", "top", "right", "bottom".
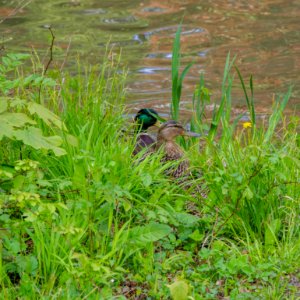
{"left": 129, "top": 223, "right": 171, "bottom": 245}
{"left": 14, "top": 126, "right": 66, "bottom": 156}
{"left": 27, "top": 102, "right": 67, "bottom": 130}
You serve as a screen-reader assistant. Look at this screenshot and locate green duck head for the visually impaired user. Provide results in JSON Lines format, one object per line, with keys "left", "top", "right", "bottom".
{"left": 134, "top": 108, "right": 159, "bottom": 131}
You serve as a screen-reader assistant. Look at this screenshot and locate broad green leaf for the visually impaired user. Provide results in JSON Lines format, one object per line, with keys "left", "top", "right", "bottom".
{"left": 72, "top": 160, "right": 87, "bottom": 190}
{"left": 167, "top": 279, "right": 189, "bottom": 300}
{"left": 122, "top": 199, "right": 132, "bottom": 212}
{"left": 27, "top": 102, "right": 67, "bottom": 130}
{"left": 0, "top": 112, "right": 36, "bottom": 127}
{"left": 16, "top": 255, "right": 38, "bottom": 275}
{"left": 65, "top": 133, "right": 78, "bottom": 147}
{"left": 129, "top": 223, "right": 171, "bottom": 245}
{"left": 0, "top": 121, "right": 15, "bottom": 139}
{"left": 14, "top": 126, "right": 66, "bottom": 156}
{"left": 0, "top": 112, "right": 36, "bottom": 139}
{"left": 0, "top": 98, "right": 7, "bottom": 113}
{"left": 189, "top": 229, "right": 204, "bottom": 242}
{"left": 265, "top": 219, "right": 281, "bottom": 247}
{"left": 13, "top": 175, "right": 25, "bottom": 190}
{"left": 4, "top": 238, "right": 21, "bottom": 255}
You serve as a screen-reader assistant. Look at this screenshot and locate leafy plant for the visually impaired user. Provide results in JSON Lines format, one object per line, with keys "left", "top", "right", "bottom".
{"left": 0, "top": 54, "right": 68, "bottom": 156}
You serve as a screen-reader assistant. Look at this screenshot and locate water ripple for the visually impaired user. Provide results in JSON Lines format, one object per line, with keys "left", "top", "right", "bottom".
{"left": 137, "top": 67, "right": 170, "bottom": 74}
{"left": 81, "top": 8, "right": 106, "bottom": 15}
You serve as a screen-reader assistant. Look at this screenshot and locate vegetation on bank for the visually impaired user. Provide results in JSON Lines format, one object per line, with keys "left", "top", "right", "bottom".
{"left": 0, "top": 32, "right": 299, "bottom": 299}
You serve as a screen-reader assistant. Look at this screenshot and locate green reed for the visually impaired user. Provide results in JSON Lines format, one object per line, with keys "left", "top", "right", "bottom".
{"left": 171, "top": 25, "right": 193, "bottom": 121}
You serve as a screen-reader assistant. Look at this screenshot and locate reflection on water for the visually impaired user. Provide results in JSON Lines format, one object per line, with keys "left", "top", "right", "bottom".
{"left": 0, "top": 0, "right": 299, "bottom": 116}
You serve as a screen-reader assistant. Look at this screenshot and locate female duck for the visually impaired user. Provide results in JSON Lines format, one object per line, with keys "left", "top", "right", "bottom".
{"left": 155, "top": 120, "right": 200, "bottom": 178}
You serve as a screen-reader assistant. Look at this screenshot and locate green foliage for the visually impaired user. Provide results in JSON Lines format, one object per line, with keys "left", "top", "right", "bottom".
{"left": 0, "top": 47, "right": 299, "bottom": 300}
{"left": 168, "top": 279, "right": 190, "bottom": 300}
{"left": 0, "top": 54, "right": 68, "bottom": 156}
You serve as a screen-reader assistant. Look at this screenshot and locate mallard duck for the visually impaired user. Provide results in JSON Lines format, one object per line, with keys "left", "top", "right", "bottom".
{"left": 155, "top": 120, "right": 200, "bottom": 178}
{"left": 156, "top": 120, "right": 208, "bottom": 202}
{"left": 133, "top": 108, "right": 160, "bottom": 155}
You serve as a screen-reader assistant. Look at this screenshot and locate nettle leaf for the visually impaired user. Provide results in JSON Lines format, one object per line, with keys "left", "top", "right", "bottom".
{"left": 14, "top": 126, "right": 66, "bottom": 156}
{"left": 129, "top": 222, "right": 171, "bottom": 245}
{"left": 27, "top": 102, "right": 67, "bottom": 130}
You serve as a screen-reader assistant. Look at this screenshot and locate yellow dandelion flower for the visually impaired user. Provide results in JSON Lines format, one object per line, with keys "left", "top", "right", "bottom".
{"left": 243, "top": 122, "right": 252, "bottom": 129}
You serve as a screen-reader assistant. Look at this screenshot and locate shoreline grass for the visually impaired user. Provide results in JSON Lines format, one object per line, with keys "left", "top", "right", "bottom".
{"left": 0, "top": 42, "right": 299, "bottom": 299}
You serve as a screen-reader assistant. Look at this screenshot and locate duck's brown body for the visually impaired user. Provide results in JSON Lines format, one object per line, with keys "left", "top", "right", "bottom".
{"left": 155, "top": 140, "right": 189, "bottom": 178}
{"left": 155, "top": 120, "right": 199, "bottom": 178}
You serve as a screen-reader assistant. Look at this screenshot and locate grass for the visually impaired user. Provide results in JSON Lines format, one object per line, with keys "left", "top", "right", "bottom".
{"left": 0, "top": 33, "right": 299, "bottom": 299}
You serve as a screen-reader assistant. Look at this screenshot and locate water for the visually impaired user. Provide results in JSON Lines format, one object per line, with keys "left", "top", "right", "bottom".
{"left": 1, "top": 0, "right": 299, "bottom": 116}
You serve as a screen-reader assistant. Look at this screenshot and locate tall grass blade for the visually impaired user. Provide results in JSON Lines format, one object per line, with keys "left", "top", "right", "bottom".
{"left": 235, "top": 67, "right": 256, "bottom": 126}
{"left": 171, "top": 25, "right": 194, "bottom": 120}
{"left": 264, "top": 86, "right": 292, "bottom": 142}
{"left": 171, "top": 25, "right": 181, "bottom": 120}
{"left": 208, "top": 53, "right": 235, "bottom": 141}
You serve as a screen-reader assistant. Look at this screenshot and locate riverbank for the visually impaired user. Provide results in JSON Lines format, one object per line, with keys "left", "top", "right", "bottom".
{"left": 0, "top": 52, "right": 299, "bottom": 299}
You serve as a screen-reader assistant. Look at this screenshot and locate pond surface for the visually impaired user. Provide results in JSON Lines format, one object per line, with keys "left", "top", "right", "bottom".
{"left": 1, "top": 0, "right": 299, "bottom": 116}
